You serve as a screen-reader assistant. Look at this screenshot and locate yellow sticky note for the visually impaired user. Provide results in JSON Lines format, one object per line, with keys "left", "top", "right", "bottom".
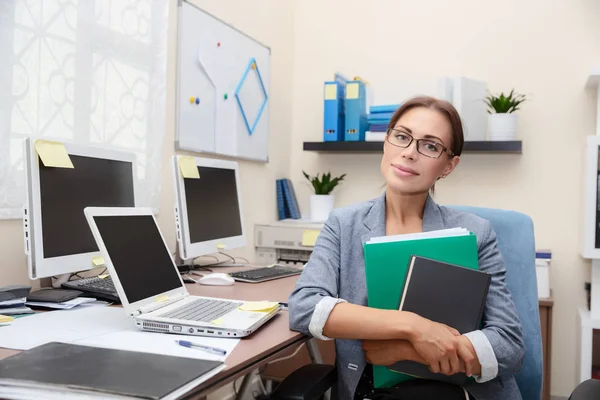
{"left": 98, "top": 274, "right": 109, "bottom": 279}
{"left": 301, "top": 230, "right": 320, "bottom": 247}
{"left": 211, "top": 318, "right": 224, "bottom": 325}
{"left": 178, "top": 156, "right": 200, "bottom": 179}
{"left": 216, "top": 243, "right": 225, "bottom": 250}
{"left": 155, "top": 294, "right": 169, "bottom": 303}
{"left": 34, "top": 140, "right": 74, "bottom": 169}
{"left": 324, "top": 84, "right": 337, "bottom": 100}
{"left": 239, "top": 301, "right": 279, "bottom": 312}
{"left": 0, "top": 315, "right": 14, "bottom": 323}
{"left": 346, "top": 83, "right": 359, "bottom": 100}
{"left": 92, "top": 256, "right": 105, "bottom": 267}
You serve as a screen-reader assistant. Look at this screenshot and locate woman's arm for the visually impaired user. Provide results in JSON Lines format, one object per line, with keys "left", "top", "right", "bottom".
{"left": 323, "top": 302, "right": 418, "bottom": 340}
{"left": 362, "top": 338, "right": 481, "bottom": 377}
{"left": 464, "top": 221, "right": 525, "bottom": 382}
{"left": 362, "top": 339, "right": 427, "bottom": 366}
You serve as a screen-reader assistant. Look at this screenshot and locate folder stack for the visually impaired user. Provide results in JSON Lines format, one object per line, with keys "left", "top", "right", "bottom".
{"left": 364, "top": 228, "right": 481, "bottom": 388}
{"left": 365, "top": 104, "right": 401, "bottom": 142}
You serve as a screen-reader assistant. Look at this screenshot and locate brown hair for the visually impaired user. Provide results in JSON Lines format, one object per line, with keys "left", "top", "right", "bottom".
{"left": 387, "top": 96, "right": 464, "bottom": 157}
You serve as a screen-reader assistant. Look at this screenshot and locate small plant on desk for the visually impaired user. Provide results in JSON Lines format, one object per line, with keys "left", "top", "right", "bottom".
{"left": 302, "top": 171, "right": 346, "bottom": 222}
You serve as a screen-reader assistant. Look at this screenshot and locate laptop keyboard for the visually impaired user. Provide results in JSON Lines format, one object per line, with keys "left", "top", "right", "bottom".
{"left": 160, "top": 298, "right": 243, "bottom": 322}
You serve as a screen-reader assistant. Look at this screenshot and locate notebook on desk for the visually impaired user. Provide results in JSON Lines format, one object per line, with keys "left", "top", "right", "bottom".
{"left": 82, "top": 206, "right": 281, "bottom": 339}
{"left": 0, "top": 342, "right": 224, "bottom": 400}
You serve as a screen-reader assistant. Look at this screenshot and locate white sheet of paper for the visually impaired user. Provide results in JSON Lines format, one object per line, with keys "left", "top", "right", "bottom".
{"left": 0, "top": 307, "right": 132, "bottom": 350}
{"left": 367, "top": 228, "right": 469, "bottom": 244}
{"left": 74, "top": 328, "right": 240, "bottom": 362}
{"left": 0, "top": 298, "right": 27, "bottom": 307}
{"left": 25, "top": 297, "right": 97, "bottom": 310}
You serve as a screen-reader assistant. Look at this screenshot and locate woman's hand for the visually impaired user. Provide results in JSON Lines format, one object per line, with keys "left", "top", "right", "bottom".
{"left": 404, "top": 313, "right": 467, "bottom": 376}
{"left": 362, "top": 339, "right": 426, "bottom": 366}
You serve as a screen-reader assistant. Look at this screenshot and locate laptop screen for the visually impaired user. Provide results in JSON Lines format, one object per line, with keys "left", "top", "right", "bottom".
{"left": 93, "top": 215, "right": 182, "bottom": 303}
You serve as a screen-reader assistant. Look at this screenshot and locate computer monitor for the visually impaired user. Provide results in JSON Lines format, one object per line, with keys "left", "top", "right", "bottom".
{"left": 23, "top": 138, "right": 137, "bottom": 279}
{"left": 171, "top": 155, "right": 246, "bottom": 262}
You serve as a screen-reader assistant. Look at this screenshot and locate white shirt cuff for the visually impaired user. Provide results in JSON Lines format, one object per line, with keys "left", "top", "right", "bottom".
{"left": 308, "top": 296, "right": 347, "bottom": 340}
{"left": 464, "top": 330, "right": 498, "bottom": 383}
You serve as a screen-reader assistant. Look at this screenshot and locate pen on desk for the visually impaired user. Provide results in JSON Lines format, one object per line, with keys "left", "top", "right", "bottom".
{"left": 175, "top": 340, "right": 227, "bottom": 356}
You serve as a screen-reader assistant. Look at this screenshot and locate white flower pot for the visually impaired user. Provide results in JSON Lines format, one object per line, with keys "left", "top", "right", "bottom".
{"left": 310, "top": 195, "right": 334, "bottom": 222}
{"left": 487, "top": 113, "right": 518, "bottom": 141}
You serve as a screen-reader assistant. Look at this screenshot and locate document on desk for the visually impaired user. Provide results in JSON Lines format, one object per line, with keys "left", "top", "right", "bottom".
{"left": 0, "top": 307, "right": 131, "bottom": 350}
{"left": 74, "top": 328, "right": 241, "bottom": 362}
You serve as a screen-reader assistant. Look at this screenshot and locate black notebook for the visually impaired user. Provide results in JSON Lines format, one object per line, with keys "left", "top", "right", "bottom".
{"left": 0, "top": 342, "right": 224, "bottom": 399}
{"left": 389, "top": 255, "right": 491, "bottom": 385}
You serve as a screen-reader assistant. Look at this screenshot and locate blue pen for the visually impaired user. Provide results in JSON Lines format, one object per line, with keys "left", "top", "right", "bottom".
{"left": 175, "top": 340, "right": 227, "bottom": 356}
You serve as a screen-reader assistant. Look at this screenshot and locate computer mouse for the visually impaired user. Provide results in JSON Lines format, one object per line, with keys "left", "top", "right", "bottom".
{"left": 197, "top": 272, "right": 235, "bottom": 286}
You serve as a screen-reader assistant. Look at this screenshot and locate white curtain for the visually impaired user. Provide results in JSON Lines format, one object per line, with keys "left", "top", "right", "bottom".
{"left": 0, "top": 0, "right": 169, "bottom": 219}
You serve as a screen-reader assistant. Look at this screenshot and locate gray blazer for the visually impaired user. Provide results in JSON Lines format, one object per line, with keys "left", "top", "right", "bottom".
{"left": 288, "top": 193, "right": 525, "bottom": 400}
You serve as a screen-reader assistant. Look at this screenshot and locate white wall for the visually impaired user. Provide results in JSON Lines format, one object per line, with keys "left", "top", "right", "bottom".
{"left": 289, "top": 0, "right": 600, "bottom": 396}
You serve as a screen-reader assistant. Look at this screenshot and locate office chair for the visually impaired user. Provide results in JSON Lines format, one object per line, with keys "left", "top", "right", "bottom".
{"left": 268, "top": 207, "right": 600, "bottom": 400}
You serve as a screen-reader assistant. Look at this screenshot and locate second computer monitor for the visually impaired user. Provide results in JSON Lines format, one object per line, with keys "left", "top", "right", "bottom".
{"left": 172, "top": 155, "right": 246, "bottom": 261}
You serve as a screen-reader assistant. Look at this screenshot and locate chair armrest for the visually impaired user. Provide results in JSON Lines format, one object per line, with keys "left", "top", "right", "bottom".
{"left": 269, "top": 364, "right": 337, "bottom": 400}
{"left": 569, "top": 379, "right": 600, "bottom": 400}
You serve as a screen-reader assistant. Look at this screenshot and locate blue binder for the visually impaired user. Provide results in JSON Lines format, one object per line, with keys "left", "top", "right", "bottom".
{"left": 281, "top": 179, "right": 301, "bottom": 219}
{"left": 323, "top": 75, "right": 347, "bottom": 142}
{"left": 344, "top": 80, "right": 368, "bottom": 141}
{"left": 276, "top": 179, "right": 286, "bottom": 220}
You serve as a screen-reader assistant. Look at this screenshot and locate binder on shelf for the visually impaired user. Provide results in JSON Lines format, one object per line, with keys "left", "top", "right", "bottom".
{"left": 323, "top": 74, "right": 348, "bottom": 142}
{"left": 344, "top": 80, "right": 368, "bottom": 141}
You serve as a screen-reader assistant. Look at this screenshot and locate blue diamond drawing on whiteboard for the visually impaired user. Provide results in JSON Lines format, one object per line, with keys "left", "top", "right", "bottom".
{"left": 235, "top": 58, "right": 268, "bottom": 135}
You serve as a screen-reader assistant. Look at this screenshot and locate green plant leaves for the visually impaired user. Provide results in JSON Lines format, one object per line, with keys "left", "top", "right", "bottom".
{"left": 302, "top": 171, "right": 346, "bottom": 195}
{"left": 485, "top": 89, "right": 526, "bottom": 114}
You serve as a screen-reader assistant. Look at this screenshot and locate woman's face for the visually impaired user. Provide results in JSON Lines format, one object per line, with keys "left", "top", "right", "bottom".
{"left": 380, "top": 107, "right": 460, "bottom": 196}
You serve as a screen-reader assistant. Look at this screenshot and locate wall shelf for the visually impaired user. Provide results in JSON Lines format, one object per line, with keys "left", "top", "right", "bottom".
{"left": 303, "top": 140, "right": 522, "bottom": 154}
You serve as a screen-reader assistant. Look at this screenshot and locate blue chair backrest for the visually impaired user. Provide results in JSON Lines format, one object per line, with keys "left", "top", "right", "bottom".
{"left": 450, "top": 206, "right": 543, "bottom": 400}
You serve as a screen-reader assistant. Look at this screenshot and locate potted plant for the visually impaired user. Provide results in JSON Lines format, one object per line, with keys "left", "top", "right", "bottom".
{"left": 302, "top": 171, "right": 346, "bottom": 222}
{"left": 484, "top": 89, "right": 526, "bottom": 141}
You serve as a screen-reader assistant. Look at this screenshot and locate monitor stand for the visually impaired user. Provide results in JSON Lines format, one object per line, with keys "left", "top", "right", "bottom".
{"left": 51, "top": 273, "right": 71, "bottom": 289}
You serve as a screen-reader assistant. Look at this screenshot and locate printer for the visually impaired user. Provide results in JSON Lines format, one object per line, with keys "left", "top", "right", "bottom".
{"left": 254, "top": 220, "right": 324, "bottom": 267}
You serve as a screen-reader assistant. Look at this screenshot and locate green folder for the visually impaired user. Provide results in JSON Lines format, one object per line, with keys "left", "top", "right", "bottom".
{"left": 364, "top": 233, "right": 479, "bottom": 388}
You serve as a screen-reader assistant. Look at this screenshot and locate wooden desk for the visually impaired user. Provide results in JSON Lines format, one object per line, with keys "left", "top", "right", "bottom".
{"left": 539, "top": 296, "right": 553, "bottom": 400}
{"left": 0, "top": 269, "right": 307, "bottom": 400}
{"left": 184, "top": 270, "right": 306, "bottom": 399}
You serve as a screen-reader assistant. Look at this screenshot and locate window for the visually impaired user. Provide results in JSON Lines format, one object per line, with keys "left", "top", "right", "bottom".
{"left": 0, "top": 0, "right": 168, "bottom": 218}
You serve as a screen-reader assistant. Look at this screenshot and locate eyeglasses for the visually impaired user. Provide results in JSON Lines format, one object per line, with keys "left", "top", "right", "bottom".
{"left": 386, "top": 128, "right": 455, "bottom": 159}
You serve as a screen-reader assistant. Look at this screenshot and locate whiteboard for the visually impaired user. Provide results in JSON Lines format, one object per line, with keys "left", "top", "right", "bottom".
{"left": 175, "top": 0, "right": 270, "bottom": 162}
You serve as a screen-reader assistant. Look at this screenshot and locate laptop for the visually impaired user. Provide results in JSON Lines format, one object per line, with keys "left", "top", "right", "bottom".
{"left": 83, "top": 206, "right": 281, "bottom": 338}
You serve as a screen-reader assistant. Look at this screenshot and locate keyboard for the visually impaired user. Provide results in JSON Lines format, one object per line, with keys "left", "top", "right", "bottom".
{"left": 160, "top": 298, "right": 243, "bottom": 322}
{"left": 228, "top": 265, "right": 303, "bottom": 283}
{"left": 62, "top": 276, "right": 120, "bottom": 303}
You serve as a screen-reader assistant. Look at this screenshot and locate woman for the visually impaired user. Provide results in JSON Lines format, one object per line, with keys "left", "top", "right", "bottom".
{"left": 288, "top": 96, "right": 525, "bottom": 400}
